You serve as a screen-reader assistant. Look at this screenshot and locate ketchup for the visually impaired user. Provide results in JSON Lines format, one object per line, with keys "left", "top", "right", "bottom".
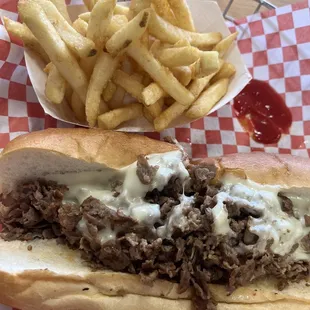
{"left": 233, "top": 79, "right": 292, "bottom": 144}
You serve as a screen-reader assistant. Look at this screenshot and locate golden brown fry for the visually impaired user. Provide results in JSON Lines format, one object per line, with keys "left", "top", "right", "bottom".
{"left": 127, "top": 40, "right": 194, "bottom": 106}
{"left": 87, "top": 0, "right": 116, "bottom": 47}
{"left": 157, "top": 46, "right": 200, "bottom": 67}
{"left": 129, "top": 0, "right": 151, "bottom": 18}
{"left": 19, "top": 0, "right": 89, "bottom": 103}
{"left": 171, "top": 66, "right": 192, "bottom": 86}
{"left": 154, "top": 69, "right": 220, "bottom": 131}
{"left": 83, "top": 0, "right": 94, "bottom": 11}
{"left": 148, "top": 10, "right": 222, "bottom": 48}
{"left": 33, "top": 0, "right": 96, "bottom": 58}
{"left": 71, "top": 91, "right": 86, "bottom": 123}
{"left": 106, "top": 9, "right": 151, "bottom": 56}
{"left": 167, "top": 0, "right": 195, "bottom": 31}
{"left": 144, "top": 98, "right": 164, "bottom": 123}
{"left": 131, "top": 73, "right": 144, "bottom": 83}
{"left": 86, "top": 52, "right": 120, "bottom": 127}
{"left": 72, "top": 18, "right": 88, "bottom": 37}
{"left": 79, "top": 5, "right": 130, "bottom": 22}
{"left": 102, "top": 81, "right": 117, "bottom": 102}
{"left": 186, "top": 78, "right": 229, "bottom": 119}
{"left": 198, "top": 51, "right": 220, "bottom": 76}
{"left": 112, "top": 69, "right": 144, "bottom": 103}
{"left": 45, "top": 64, "right": 66, "bottom": 104}
{"left": 78, "top": 12, "right": 90, "bottom": 22}
{"left": 213, "top": 32, "right": 238, "bottom": 58}
{"left": 151, "top": 0, "right": 177, "bottom": 25}
{"left": 98, "top": 103, "right": 143, "bottom": 129}
{"left": 142, "top": 82, "right": 167, "bottom": 106}
{"left": 106, "top": 15, "right": 129, "bottom": 37}
{"left": 114, "top": 4, "right": 130, "bottom": 16}
{"left": 154, "top": 101, "right": 184, "bottom": 131}
{"left": 211, "top": 62, "right": 236, "bottom": 84}
{"left": 3, "top": 17, "right": 49, "bottom": 63}
{"left": 49, "top": 0, "right": 71, "bottom": 24}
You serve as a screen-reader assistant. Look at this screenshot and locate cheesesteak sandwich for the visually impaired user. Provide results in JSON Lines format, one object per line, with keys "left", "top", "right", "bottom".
{"left": 1, "top": 129, "right": 310, "bottom": 310}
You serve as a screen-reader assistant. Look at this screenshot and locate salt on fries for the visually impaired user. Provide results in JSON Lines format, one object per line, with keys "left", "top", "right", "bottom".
{"left": 6, "top": 0, "right": 237, "bottom": 130}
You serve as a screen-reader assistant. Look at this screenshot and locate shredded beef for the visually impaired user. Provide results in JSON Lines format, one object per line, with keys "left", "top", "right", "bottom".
{"left": 278, "top": 193, "right": 294, "bottom": 217}
{"left": 305, "top": 215, "right": 310, "bottom": 227}
{"left": 136, "top": 155, "right": 158, "bottom": 185}
{"left": 1, "top": 162, "right": 310, "bottom": 310}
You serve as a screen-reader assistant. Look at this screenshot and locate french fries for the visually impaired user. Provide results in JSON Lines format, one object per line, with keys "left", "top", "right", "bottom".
{"left": 87, "top": 0, "right": 116, "bottom": 47}
{"left": 148, "top": 11, "right": 222, "bottom": 48}
{"left": 157, "top": 46, "right": 200, "bottom": 67}
{"left": 72, "top": 18, "right": 88, "bottom": 37}
{"left": 107, "top": 15, "right": 129, "bottom": 37}
{"left": 112, "top": 70, "right": 144, "bottom": 103}
{"left": 127, "top": 40, "right": 194, "bottom": 106}
{"left": 86, "top": 52, "right": 120, "bottom": 127}
{"left": 35, "top": 0, "right": 97, "bottom": 58}
{"left": 186, "top": 79, "right": 229, "bottom": 119}
{"left": 83, "top": 0, "right": 94, "bottom": 11}
{"left": 106, "top": 9, "right": 151, "bottom": 56}
{"left": 3, "top": 17, "right": 49, "bottom": 63}
{"left": 167, "top": 0, "right": 195, "bottom": 32}
{"left": 49, "top": 0, "right": 71, "bottom": 24}
{"left": 144, "top": 98, "right": 164, "bottom": 123}
{"left": 154, "top": 70, "right": 219, "bottom": 131}
{"left": 199, "top": 51, "right": 220, "bottom": 76}
{"left": 211, "top": 62, "right": 236, "bottom": 84}
{"left": 213, "top": 32, "right": 238, "bottom": 58}
{"left": 103, "top": 81, "right": 117, "bottom": 102}
{"left": 79, "top": 5, "right": 130, "bottom": 21}
{"left": 129, "top": 0, "right": 151, "bottom": 18}
{"left": 142, "top": 82, "right": 167, "bottom": 106}
{"left": 114, "top": 5, "right": 130, "bottom": 16}
{"left": 171, "top": 66, "right": 192, "bottom": 86}
{"left": 98, "top": 103, "right": 143, "bottom": 129}
{"left": 19, "top": 0, "right": 89, "bottom": 103}
{"left": 45, "top": 64, "right": 66, "bottom": 104}
{"left": 15, "top": 0, "right": 237, "bottom": 130}
{"left": 151, "top": 0, "right": 177, "bottom": 25}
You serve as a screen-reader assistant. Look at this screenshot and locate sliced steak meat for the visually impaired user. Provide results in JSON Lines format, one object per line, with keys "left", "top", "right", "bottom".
{"left": 0, "top": 180, "right": 67, "bottom": 240}
{"left": 136, "top": 155, "right": 158, "bottom": 185}
{"left": 278, "top": 193, "right": 294, "bottom": 217}
{"left": 187, "top": 163, "right": 217, "bottom": 193}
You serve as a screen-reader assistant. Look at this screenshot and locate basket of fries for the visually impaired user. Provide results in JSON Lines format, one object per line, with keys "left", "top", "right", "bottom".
{"left": 5, "top": 0, "right": 251, "bottom": 132}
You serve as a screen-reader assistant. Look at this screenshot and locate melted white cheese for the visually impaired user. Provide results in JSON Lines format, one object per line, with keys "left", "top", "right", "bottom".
{"left": 212, "top": 175, "right": 310, "bottom": 260}
{"left": 48, "top": 151, "right": 189, "bottom": 243}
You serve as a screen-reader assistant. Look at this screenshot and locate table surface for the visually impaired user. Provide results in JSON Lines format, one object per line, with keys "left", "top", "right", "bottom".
{"left": 216, "top": 0, "right": 295, "bottom": 19}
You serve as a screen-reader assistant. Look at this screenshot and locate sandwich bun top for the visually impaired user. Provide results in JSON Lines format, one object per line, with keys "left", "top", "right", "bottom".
{"left": 1, "top": 128, "right": 310, "bottom": 192}
{"left": 0, "top": 129, "right": 177, "bottom": 193}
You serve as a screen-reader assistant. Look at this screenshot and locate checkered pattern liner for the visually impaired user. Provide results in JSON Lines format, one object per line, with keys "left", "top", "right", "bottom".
{"left": 0, "top": 0, "right": 310, "bottom": 309}
{"left": 0, "top": 0, "right": 310, "bottom": 160}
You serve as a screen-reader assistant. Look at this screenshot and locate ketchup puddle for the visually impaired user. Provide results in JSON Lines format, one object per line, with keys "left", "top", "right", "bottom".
{"left": 233, "top": 79, "right": 292, "bottom": 144}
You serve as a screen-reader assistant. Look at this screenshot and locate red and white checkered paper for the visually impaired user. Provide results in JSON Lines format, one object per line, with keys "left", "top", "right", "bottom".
{"left": 0, "top": 0, "right": 310, "bottom": 160}
{"left": 0, "top": 0, "right": 309, "bottom": 309}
